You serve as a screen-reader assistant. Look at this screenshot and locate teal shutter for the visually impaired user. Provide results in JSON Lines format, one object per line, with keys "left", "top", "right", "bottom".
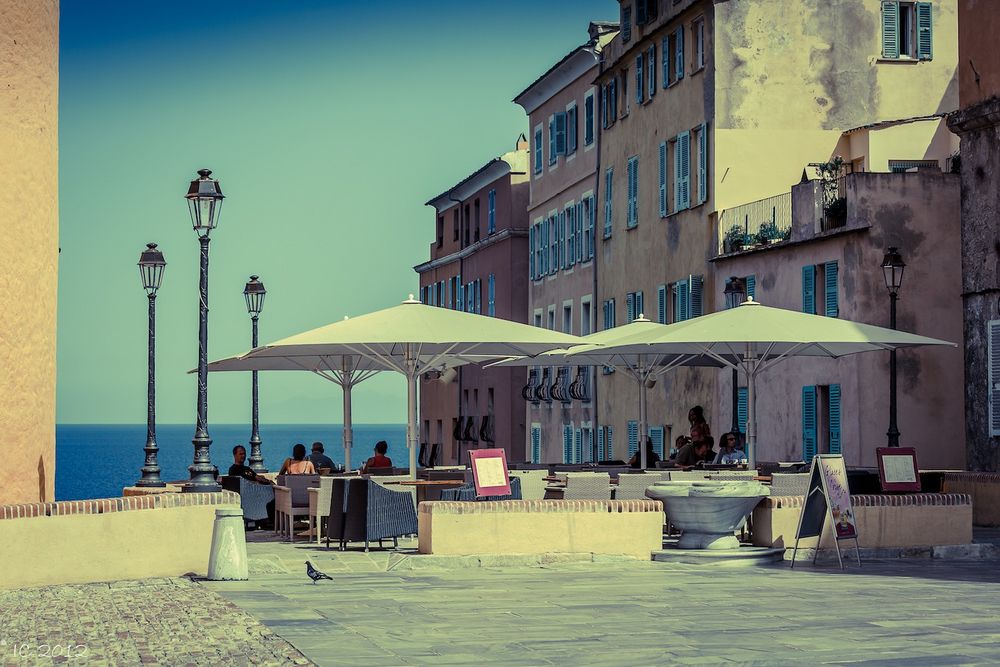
{"left": 627, "top": 420, "right": 639, "bottom": 457}
{"left": 567, "top": 106, "right": 577, "bottom": 153}
{"left": 607, "top": 426, "right": 614, "bottom": 459}
{"left": 882, "top": 1, "right": 899, "bottom": 59}
{"left": 629, "top": 157, "right": 639, "bottom": 227}
{"left": 626, "top": 292, "right": 635, "bottom": 323}
{"left": 635, "top": 54, "right": 644, "bottom": 104}
{"left": 745, "top": 274, "right": 756, "bottom": 300}
{"left": 689, "top": 275, "right": 703, "bottom": 317}
{"left": 802, "top": 386, "right": 817, "bottom": 462}
{"left": 528, "top": 225, "right": 535, "bottom": 279}
{"left": 673, "top": 138, "right": 681, "bottom": 212}
{"left": 567, "top": 207, "right": 575, "bottom": 267}
{"left": 657, "top": 285, "right": 667, "bottom": 324}
{"left": 563, "top": 424, "right": 573, "bottom": 463}
{"left": 829, "top": 384, "right": 842, "bottom": 455}
{"left": 575, "top": 202, "right": 584, "bottom": 262}
{"left": 698, "top": 123, "right": 707, "bottom": 203}
{"left": 604, "top": 168, "right": 613, "bottom": 237}
{"left": 824, "top": 261, "right": 839, "bottom": 317}
{"left": 597, "top": 427, "right": 606, "bottom": 461}
{"left": 531, "top": 426, "right": 541, "bottom": 463}
{"left": 487, "top": 273, "right": 495, "bottom": 316}
{"left": 588, "top": 195, "right": 596, "bottom": 257}
{"left": 679, "top": 132, "right": 690, "bottom": 209}
{"left": 585, "top": 94, "right": 594, "bottom": 145}
{"left": 737, "top": 387, "right": 748, "bottom": 434}
{"left": 555, "top": 112, "right": 567, "bottom": 155}
{"left": 647, "top": 45, "right": 656, "bottom": 97}
{"left": 488, "top": 189, "right": 496, "bottom": 233}
{"left": 648, "top": 426, "right": 665, "bottom": 458}
{"left": 636, "top": 291, "right": 644, "bottom": 319}
{"left": 678, "top": 278, "right": 690, "bottom": 321}
{"left": 675, "top": 27, "right": 684, "bottom": 81}
{"left": 534, "top": 128, "right": 542, "bottom": 174}
{"left": 658, "top": 141, "right": 667, "bottom": 216}
{"left": 548, "top": 116, "right": 556, "bottom": 164}
{"left": 916, "top": 2, "right": 932, "bottom": 60}
{"left": 574, "top": 428, "right": 583, "bottom": 464}
{"left": 802, "top": 265, "right": 816, "bottom": 313}
{"left": 661, "top": 37, "right": 669, "bottom": 87}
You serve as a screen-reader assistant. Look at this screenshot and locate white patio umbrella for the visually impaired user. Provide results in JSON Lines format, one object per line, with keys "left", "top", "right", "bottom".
{"left": 592, "top": 297, "right": 956, "bottom": 466}
{"left": 207, "top": 296, "right": 585, "bottom": 476}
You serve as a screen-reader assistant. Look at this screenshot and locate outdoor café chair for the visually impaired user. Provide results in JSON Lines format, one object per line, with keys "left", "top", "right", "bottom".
{"left": 336, "top": 478, "right": 417, "bottom": 552}
{"left": 563, "top": 472, "right": 613, "bottom": 500}
{"left": 615, "top": 472, "right": 669, "bottom": 500}
{"left": 274, "top": 474, "right": 319, "bottom": 542}
{"left": 439, "top": 476, "right": 522, "bottom": 501}
{"left": 324, "top": 477, "right": 350, "bottom": 551}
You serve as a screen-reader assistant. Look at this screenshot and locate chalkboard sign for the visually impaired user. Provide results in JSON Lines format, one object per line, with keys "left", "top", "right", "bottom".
{"left": 790, "top": 455, "right": 861, "bottom": 569}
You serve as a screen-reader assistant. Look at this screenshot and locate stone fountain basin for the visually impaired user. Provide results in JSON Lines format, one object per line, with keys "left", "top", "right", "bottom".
{"left": 645, "top": 480, "right": 770, "bottom": 550}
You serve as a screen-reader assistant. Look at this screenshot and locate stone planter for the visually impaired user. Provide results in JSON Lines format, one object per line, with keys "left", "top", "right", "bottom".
{"left": 646, "top": 480, "right": 770, "bottom": 550}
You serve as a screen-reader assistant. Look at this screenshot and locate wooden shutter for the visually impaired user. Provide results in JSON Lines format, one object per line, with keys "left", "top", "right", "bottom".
{"left": 566, "top": 207, "right": 574, "bottom": 268}
{"left": 627, "top": 420, "right": 639, "bottom": 457}
{"left": 574, "top": 428, "right": 583, "bottom": 464}
{"left": 635, "top": 54, "right": 644, "bottom": 104}
{"left": 802, "top": 386, "right": 817, "bottom": 462}
{"left": 916, "top": 2, "right": 932, "bottom": 59}
{"left": 658, "top": 141, "right": 667, "bottom": 216}
{"left": 604, "top": 168, "right": 613, "bottom": 237}
{"left": 548, "top": 116, "right": 556, "bottom": 164}
{"left": 585, "top": 94, "right": 594, "bottom": 144}
{"left": 528, "top": 225, "right": 535, "bottom": 279}
{"left": 626, "top": 292, "right": 635, "bottom": 323}
{"left": 672, "top": 282, "right": 680, "bottom": 323}
{"left": 636, "top": 291, "right": 644, "bottom": 319}
{"left": 627, "top": 157, "right": 638, "bottom": 228}
{"left": 824, "top": 261, "right": 839, "bottom": 317}
{"left": 488, "top": 189, "right": 495, "bottom": 233}
{"left": 531, "top": 426, "right": 541, "bottom": 464}
{"left": 737, "top": 387, "right": 748, "bottom": 434}
{"left": 563, "top": 424, "right": 573, "bottom": 463}
{"left": 698, "top": 123, "right": 707, "bottom": 203}
{"left": 555, "top": 112, "right": 567, "bottom": 155}
{"left": 534, "top": 128, "right": 542, "bottom": 173}
{"left": 675, "top": 26, "right": 684, "bottom": 81}
{"left": 588, "top": 195, "right": 596, "bottom": 257}
{"left": 689, "top": 275, "right": 703, "bottom": 317}
{"left": 657, "top": 284, "right": 667, "bottom": 324}
{"left": 829, "top": 384, "right": 842, "bottom": 454}
{"left": 679, "top": 132, "right": 690, "bottom": 210}
{"left": 990, "top": 321, "right": 1000, "bottom": 436}
{"left": 745, "top": 274, "right": 756, "bottom": 300}
{"left": 607, "top": 426, "right": 614, "bottom": 459}
{"left": 488, "top": 274, "right": 495, "bottom": 316}
{"left": 597, "top": 427, "right": 606, "bottom": 461}
{"left": 802, "top": 265, "right": 816, "bottom": 313}
{"left": 648, "top": 45, "right": 656, "bottom": 97}
{"left": 567, "top": 106, "right": 577, "bottom": 153}
{"left": 882, "top": 1, "right": 899, "bottom": 59}
{"left": 661, "top": 37, "right": 670, "bottom": 87}
{"left": 575, "top": 202, "right": 584, "bottom": 262}
{"left": 648, "top": 426, "right": 665, "bottom": 458}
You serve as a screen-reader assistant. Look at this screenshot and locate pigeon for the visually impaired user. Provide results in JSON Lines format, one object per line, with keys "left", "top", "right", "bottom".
{"left": 305, "top": 561, "right": 333, "bottom": 584}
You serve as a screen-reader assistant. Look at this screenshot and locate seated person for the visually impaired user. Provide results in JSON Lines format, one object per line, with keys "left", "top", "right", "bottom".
{"left": 714, "top": 432, "right": 748, "bottom": 464}
{"left": 278, "top": 443, "right": 317, "bottom": 475}
{"left": 308, "top": 441, "right": 338, "bottom": 473}
{"left": 228, "top": 445, "right": 272, "bottom": 484}
{"left": 674, "top": 439, "right": 711, "bottom": 468}
{"left": 700, "top": 435, "right": 717, "bottom": 464}
{"left": 361, "top": 440, "right": 393, "bottom": 474}
{"left": 668, "top": 436, "right": 688, "bottom": 460}
{"left": 628, "top": 438, "right": 662, "bottom": 469}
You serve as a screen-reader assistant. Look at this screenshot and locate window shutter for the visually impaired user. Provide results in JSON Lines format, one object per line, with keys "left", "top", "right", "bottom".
{"left": 802, "top": 265, "right": 816, "bottom": 313}
{"left": 824, "top": 261, "right": 839, "bottom": 317}
{"left": 627, "top": 420, "right": 639, "bottom": 457}
{"left": 529, "top": 225, "right": 535, "bottom": 279}
{"left": 737, "top": 387, "right": 748, "bottom": 434}
{"left": 635, "top": 54, "right": 644, "bottom": 104}
{"left": 648, "top": 426, "right": 665, "bottom": 458}
{"left": 636, "top": 291, "right": 644, "bottom": 319}
{"left": 689, "top": 275, "right": 703, "bottom": 317}
{"left": 563, "top": 424, "right": 573, "bottom": 463}
{"left": 626, "top": 292, "right": 635, "bottom": 323}
{"left": 916, "top": 2, "right": 933, "bottom": 60}
{"left": 990, "top": 321, "right": 1000, "bottom": 436}
{"left": 679, "top": 131, "right": 690, "bottom": 210}
{"left": 597, "top": 427, "right": 606, "bottom": 461}
{"left": 802, "top": 385, "right": 817, "bottom": 462}
{"left": 673, "top": 139, "right": 681, "bottom": 212}
{"left": 488, "top": 274, "right": 495, "bottom": 317}
{"left": 585, "top": 94, "right": 594, "bottom": 145}
{"left": 657, "top": 284, "right": 667, "bottom": 324}
{"left": 576, "top": 202, "right": 584, "bottom": 262}
{"left": 658, "top": 141, "right": 667, "bottom": 216}
{"left": 604, "top": 168, "right": 613, "bottom": 237}
{"left": 588, "top": 195, "right": 596, "bottom": 257}
{"left": 567, "top": 106, "right": 577, "bottom": 153}
{"left": 698, "top": 123, "right": 707, "bottom": 204}
{"left": 661, "top": 37, "right": 670, "bottom": 88}
{"left": 607, "top": 426, "right": 614, "bottom": 459}
{"left": 648, "top": 45, "right": 656, "bottom": 97}
{"left": 556, "top": 112, "right": 567, "bottom": 155}
{"left": 534, "top": 128, "right": 542, "bottom": 174}
{"left": 675, "top": 26, "right": 685, "bottom": 81}
{"left": 557, "top": 210, "right": 565, "bottom": 270}
{"left": 671, "top": 283, "right": 680, "bottom": 323}
{"left": 745, "top": 274, "right": 756, "bottom": 300}
{"left": 881, "top": 1, "right": 899, "bottom": 59}
{"left": 829, "top": 384, "right": 842, "bottom": 454}
{"left": 531, "top": 426, "right": 541, "bottom": 464}
{"left": 574, "top": 428, "right": 583, "bottom": 464}
{"left": 566, "top": 207, "right": 574, "bottom": 268}
{"left": 488, "top": 189, "right": 496, "bottom": 234}
{"left": 548, "top": 116, "right": 556, "bottom": 164}
{"left": 553, "top": 214, "right": 561, "bottom": 274}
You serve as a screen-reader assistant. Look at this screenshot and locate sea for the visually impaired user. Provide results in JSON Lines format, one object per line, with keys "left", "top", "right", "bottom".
{"left": 55, "top": 423, "right": 407, "bottom": 501}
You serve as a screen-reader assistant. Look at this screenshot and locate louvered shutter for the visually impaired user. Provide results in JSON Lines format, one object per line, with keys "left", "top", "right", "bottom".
{"left": 576, "top": 202, "right": 584, "bottom": 262}
{"left": 488, "top": 189, "right": 496, "bottom": 234}
{"left": 657, "top": 284, "right": 667, "bottom": 324}
{"left": 558, "top": 210, "right": 566, "bottom": 270}
{"left": 548, "top": 116, "right": 556, "bottom": 164}
{"left": 661, "top": 37, "right": 670, "bottom": 87}
{"left": 531, "top": 426, "right": 541, "bottom": 464}
{"left": 658, "top": 141, "right": 667, "bottom": 216}
{"left": 563, "top": 424, "right": 573, "bottom": 463}
{"left": 679, "top": 131, "right": 691, "bottom": 210}
{"left": 574, "top": 428, "right": 583, "bottom": 464}
{"left": 698, "top": 123, "right": 707, "bottom": 204}
{"left": 648, "top": 45, "right": 656, "bottom": 97}
{"left": 882, "top": 1, "right": 899, "bottom": 59}
{"left": 551, "top": 215, "right": 559, "bottom": 274}
{"left": 802, "top": 386, "right": 817, "bottom": 462}
{"left": 556, "top": 112, "right": 567, "bottom": 155}
{"left": 636, "top": 291, "right": 644, "bottom": 319}
{"left": 689, "top": 275, "right": 703, "bottom": 317}
{"left": 990, "top": 321, "right": 1000, "bottom": 436}
{"left": 672, "top": 283, "right": 680, "bottom": 323}
{"left": 585, "top": 94, "right": 594, "bottom": 144}
{"left": 737, "top": 387, "right": 748, "bottom": 434}
{"left": 488, "top": 274, "right": 495, "bottom": 317}
{"left": 675, "top": 27, "right": 684, "bottom": 81}
{"left": 607, "top": 426, "right": 614, "bottom": 459}
{"left": 568, "top": 106, "right": 577, "bottom": 153}
{"left": 566, "top": 208, "right": 575, "bottom": 268}
{"left": 588, "top": 195, "right": 596, "bottom": 257}
{"left": 825, "top": 261, "right": 839, "bottom": 317}
{"left": 604, "top": 168, "right": 613, "bottom": 237}
{"left": 626, "top": 292, "right": 635, "bottom": 323}
{"left": 627, "top": 420, "right": 639, "bottom": 457}
{"left": 802, "top": 265, "right": 816, "bottom": 313}
{"left": 916, "top": 3, "right": 933, "bottom": 59}
{"left": 829, "top": 384, "right": 842, "bottom": 454}
{"left": 597, "top": 427, "right": 606, "bottom": 461}
{"left": 745, "top": 274, "right": 756, "bottom": 300}
{"left": 648, "top": 426, "right": 665, "bottom": 458}
{"left": 529, "top": 225, "right": 535, "bottom": 279}
{"left": 534, "top": 128, "right": 542, "bottom": 173}
{"left": 635, "top": 54, "right": 644, "bottom": 104}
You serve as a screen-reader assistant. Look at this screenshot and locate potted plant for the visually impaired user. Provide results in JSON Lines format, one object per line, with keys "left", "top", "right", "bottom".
{"left": 756, "top": 221, "right": 782, "bottom": 245}
{"left": 816, "top": 156, "right": 847, "bottom": 229}
{"left": 724, "top": 224, "right": 746, "bottom": 253}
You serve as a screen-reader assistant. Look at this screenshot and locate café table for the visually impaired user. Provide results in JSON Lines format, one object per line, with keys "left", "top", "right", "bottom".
{"left": 381, "top": 479, "right": 466, "bottom": 504}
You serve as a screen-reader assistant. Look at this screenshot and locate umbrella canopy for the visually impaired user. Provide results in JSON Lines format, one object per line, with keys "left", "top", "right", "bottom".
{"left": 595, "top": 297, "right": 956, "bottom": 466}
{"left": 208, "top": 296, "right": 585, "bottom": 476}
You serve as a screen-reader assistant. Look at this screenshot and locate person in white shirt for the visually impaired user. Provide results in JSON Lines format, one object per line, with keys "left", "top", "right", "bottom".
{"left": 714, "top": 432, "right": 748, "bottom": 464}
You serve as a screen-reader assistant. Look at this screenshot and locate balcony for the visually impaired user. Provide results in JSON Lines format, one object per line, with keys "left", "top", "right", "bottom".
{"left": 717, "top": 192, "right": 792, "bottom": 256}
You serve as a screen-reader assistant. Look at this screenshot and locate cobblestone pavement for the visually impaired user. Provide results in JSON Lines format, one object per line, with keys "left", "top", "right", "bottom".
{"left": 203, "top": 535, "right": 1000, "bottom": 666}
{"left": 0, "top": 577, "right": 310, "bottom": 666}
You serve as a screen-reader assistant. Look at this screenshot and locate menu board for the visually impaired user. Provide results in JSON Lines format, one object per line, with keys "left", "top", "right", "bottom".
{"left": 876, "top": 447, "right": 921, "bottom": 492}
{"left": 469, "top": 448, "right": 511, "bottom": 497}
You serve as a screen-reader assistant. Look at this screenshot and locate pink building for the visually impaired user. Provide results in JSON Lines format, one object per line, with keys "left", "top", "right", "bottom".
{"left": 416, "top": 141, "right": 530, "bottom": 466}
{"left": 514, "top": 22, "right": 618, "bottom": 464}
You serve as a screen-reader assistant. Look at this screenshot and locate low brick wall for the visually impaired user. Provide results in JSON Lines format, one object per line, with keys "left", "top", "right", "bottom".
{"left": 418, "top": 499, "right": 663, "bottom": 559}
{"left": 0, "top": 492, "right": 239, "bottom": 589}
{"left": 942, "top": 472, "right": 1000, "bottom": 526}
{"left": 752, "top": 493, "right": 972, "bottom": 549}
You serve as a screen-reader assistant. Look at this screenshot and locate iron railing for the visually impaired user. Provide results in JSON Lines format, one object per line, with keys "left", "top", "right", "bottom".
{"left": 718, "top": 191, "right": 792, "bottom": 255}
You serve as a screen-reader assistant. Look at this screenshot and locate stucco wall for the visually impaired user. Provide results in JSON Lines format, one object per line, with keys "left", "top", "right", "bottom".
{"left": 0, "top": 0, "right": 59, "bottom": 504}
{"left": 957, "top": 0, "right": 1000, "bottom": 107}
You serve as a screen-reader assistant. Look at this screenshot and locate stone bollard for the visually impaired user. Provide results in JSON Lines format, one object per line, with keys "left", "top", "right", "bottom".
{"left": 207, "top": 507, "right": 249, "bottom": 580}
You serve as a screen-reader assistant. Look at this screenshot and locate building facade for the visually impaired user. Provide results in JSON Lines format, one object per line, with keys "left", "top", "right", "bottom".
{"left": 416, "top": 142, "right": 530, "bottom": 466}
{"left": 515, "top": 22, "right": 617, "bottom": 464}
{"left": 0, "top": 0, "right": 59, "bottom": 504}
{"left": 947, "top": 0, "right": 1000, "bottom": 471}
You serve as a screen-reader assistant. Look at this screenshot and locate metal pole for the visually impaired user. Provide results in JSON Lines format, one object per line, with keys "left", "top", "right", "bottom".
{"left": 731, "top": 368, "right": 741, "bottom": 447}
{"left": 248, "top": 315, "right": 266, "bottom": 472}
{"left": 745, "top": 344, "right": 757, "bottom": 468}
{"left": 343, "top": 357, "right": 354, "bottom": 472}
{"left": 406, "top": 344, "right": 419, "bottom": 478}
{"left": 188, "top": 235, "right": 220, "bottom": 491}
{"left": 136, "top": 292, "right": 164, "bottom": 487}
{"left": 887, "top": 292, "right": 900, "bottom": 447}
{"left": 638, "top": 359, "right": 647, "bottom": 469}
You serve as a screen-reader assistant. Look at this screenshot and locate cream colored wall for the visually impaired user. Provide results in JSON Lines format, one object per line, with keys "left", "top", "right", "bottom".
{"left": 0, "top": 0, "right": 59, "bottom": 505}
{"left": 865, "top": 119, "right": 959, "bottom": 171}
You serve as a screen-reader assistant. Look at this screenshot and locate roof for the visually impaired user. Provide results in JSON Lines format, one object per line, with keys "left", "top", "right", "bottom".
{"left": 424, "top": 148, "right": 528, "bottom": 211}
{"left": 842, "top": 113, "right": 950, "bottom": 135}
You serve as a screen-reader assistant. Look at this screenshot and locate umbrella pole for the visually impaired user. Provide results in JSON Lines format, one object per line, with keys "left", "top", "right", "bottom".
{"left": 746, "top": 360, "right": 757, "bottom": 469}
{"left": 406, "top": 344, "right": 418, "bottom": 479}
{"left": 638, "top": 359, "right": 647, "bottom": 470}
{"left": 342, "top": 372, "right": 353, "bottom": 473}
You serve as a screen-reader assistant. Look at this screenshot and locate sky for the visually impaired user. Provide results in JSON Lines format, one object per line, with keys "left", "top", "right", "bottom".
{"left": 57, "top": 0, "right": 614, "bottom": 424}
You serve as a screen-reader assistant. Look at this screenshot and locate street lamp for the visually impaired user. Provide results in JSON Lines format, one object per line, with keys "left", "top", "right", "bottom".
{"left": 724, "top": 277, "right": 747, "bottom": 444}
{"left": 186, "top": 168, "right": 225, "bottom": 491}
{"left": 244, "top": 275, "right": 267, "bottom": 472}
{"left": 135, "top": 243, "right": 166, "bottom": 487}
{"left": 881, "top": 247, "right": 906, "bottom": 447}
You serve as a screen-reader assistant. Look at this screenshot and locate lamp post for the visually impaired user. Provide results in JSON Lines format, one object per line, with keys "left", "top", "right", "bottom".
{"left": 135, "top": 243, "right": 166, "bottom": 487}
{"left": 244, "top": 275, "right": 267, "bottom": 472}
{"left": 881, "top": 247, "right": 906, "bottom": 447}
{"left": 186, "top": 168, "right": 225, "bottom": 491}
{"left": 724, "top": 277, "right": 746, "bottom": 444}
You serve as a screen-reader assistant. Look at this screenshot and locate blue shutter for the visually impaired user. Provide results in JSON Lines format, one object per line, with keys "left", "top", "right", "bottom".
{"left": 737, "top": 387, "right": 748, "bottom": 434}
{"left": 648, "top": 426, "right": 665, "bottom": 458}
{"left": 802, "top": 265, "right": 816, "bottom": 313}
{"left": 567, "top": 106, "right": 577, "bottom": 153}
{"left": 627, "top": 420, "right": 639, "bottom": 457}
{"left": 661, "top": 37, "right": 670, "bottom": 87}
{"left": 636, "top": 291, "right": 644, "bottom": 319}
{"left": 658, "top": 141, "right": 667, "bottom": 217}
{"left": 647, "top": 45, "right": 656, "bottom": 97}
{"left": 674, "top": 278, "right": 689, "bottom": 322}
{"left": 607, "top": 426, "right": 614, "bottom": 459}
{"left": 671, "top": 283, "right": 680, "bottom": 323}
{"left": 555, "top": 112, "right": 567, "bottom": 155}
{"left": 566, "top": 207, "right": 574, "bottom": 267}
{"left": 604, "top": 168, "right": 613, "bottom": 237}
{"left": 548, "top": 116, "right": 556, "bottom": 164}
{"left": 802, "top": 386, "right": 817, "bottom": 462}
{"left": 574, "top": 428, "right": 583, "bottom": 464}
{"left": 916, "top": 2, "right": 933, "bottom": 59}
{"left": 698, "top": 123, "right": 707, "bottom": 204}
{"left": 534, "top": 128, "right": 542, "bottom": 174}
{"left": 597, "top": 427, "right": 606, "bottom": 461}
{"left": 882, "top": 1, "right": 899, "bottom": 59}
{"left": 657, "top": 285, "right": 667, "bottom": 324}
{"left": 563, "top": 424, "right": 573, "bottom": 463}
{"left": 635, "top": 53, "right": 644, "bottom": 104}
{"left": 825, "top": 261, "right": 839, "bottom": 317}
{"left": 626, "top": 157, "right": 638, "bottom": 228}
{"left": 531, "top": 426, "right": 541, "bottom": 464}
{"left": 488, "top": 273, "right": 495, "bottom": 317}
{"left": 679, "top": 132, "right": 690, "bottom": 210}
{"left": 575, "top": 202, "right": 584, "bottom": 262}
{"left": 528, "top": 225, "right": 535, "bottom": 279}
{"left": 585, "top": 94, "right": 594, "bottom": 145}
{"left": 689, "top": 275, "right": 703, "bottom": 317}
{"left": 488, "top": 189, "right": 496, "bottom": 234}
{"left": 557, "top": 211, "right": 565, "bottom": 271}
{"left": 588, "top": 195, "right": 596, "bottom": 258}
{"left": 675, "top": 27, "right": 684, "bottom": 81}
{"left": 745, "top": 274, "right": 756, "bottom": 300}
{"left": 626, "top": 292, "right": 635, "bottom": 323}
{"left": 829, "top": 384, "right": 842, "bottom": 455}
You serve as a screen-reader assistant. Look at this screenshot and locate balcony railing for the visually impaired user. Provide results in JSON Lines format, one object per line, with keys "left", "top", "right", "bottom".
{"left": 718, "top": 191, "right": 792, "bottom": 255}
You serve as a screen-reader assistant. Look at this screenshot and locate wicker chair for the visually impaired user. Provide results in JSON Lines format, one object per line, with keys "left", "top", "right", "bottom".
{"left": 335, "top": 479, "right": 418, "bottom": 552}
{"left": 508, "top": 470, "right": 549, "bottom": 500}
{"left": 615, "top": 472, "right": 669, "bottom": 500}
{"left": 770, "top": 472, "right": 811, "bottom": 497}
{"left": 563, "top": 472, "right": 613, "bottom": 500}
{"left": 439, "top": 477, "right": 522, "bottom": 501}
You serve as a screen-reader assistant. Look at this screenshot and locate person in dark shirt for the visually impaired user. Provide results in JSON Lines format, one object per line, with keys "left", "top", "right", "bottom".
{"left": 675, "top": 440, "right": 711, "bottom": 468}
{"left": 628, "top": 438, "right": 662, "bottom": 469}
{"left": 361, "top": 440, "right": 393, "bottom": 473}
{"left": 309, "top": 442, "right": 337, "bottom": 472}
{"left": 228, "top": 445, "right": 272, "bottom": 484}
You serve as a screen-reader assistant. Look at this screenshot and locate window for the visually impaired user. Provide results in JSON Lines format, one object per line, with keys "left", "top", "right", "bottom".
{"left": 635, "top": 53, "right": 645, "bottom": 105}
{"left": 604, "top": 168, "right": 614, "bottom": 238}
{"left": 664, "top": 26, "right": 685, "bottom": 86}
{"left": 533, "top": 126, "right": 543, "bottom": 175}
{"left": 692, "top": 123, "right": 708, "bottom": 205}
{"left": 530, "top": 425, "right": 542, "bottom": 464}
{"left": 436, "top": 216, "right": 443, "bottom": 248}
{"left": 602, "top": 79, "right": 618, "bottom": 129}
{"left": 626, "top": 156, "right": 639, "bottom": 229}
{"left": 453, "top": 209, "right": 459, "bottom": 241}
{"left": 674, "top": 26, "right": 685, "bottom": 82}
{"left": 487, "top": 189, "right": 496, "bottom": 234}
{"left": 636, "top": 0, "right": 656, "bottom": 25}
{"left": 671, "top": 275, "right": 703, "bottom": 322}
{"left": 803, "top": 262, "right": 838, "bottom": 316}
{"left": 627, "top": 420, "right": 639, "bottom": 458}
{"left": 555, "top": 112, "right": 567, "bottom": 157}
{"left": 602, "top": 298, "right": 616, "bottom": 330}
{"left": 548, "top": 116, "right": 557, "bottom": 166}
{"left": 989, "top": 320, "right": 1000, "bottom": 436}
{"left": 620, "top": 69, "right": 628, "bottom": 117}
{"left": 474, "top": 198, "right": 480, "bottom": 242}
{"left": 744, "top": 275, "right": 756, "bottom": 301}
{"left": 673, "top": 131, "right": 691, "bottom": 212}
{"left": 487, "top": 273, "right": 495, "bottom": 317}
{"left": 889, "top": 159, "right": 940, "bottom": 172}
{"left": 563, "top": 302, "right": 573, "bottom": 334}
{"left": 803, "top": 384, "right": 842, "bottom": 460}
{"left": 581, "top": 298, "right": 592, "bottom": 336}
{"left": 882, "top": 1, "right": 932, "bottom": 60}
{"left": 564, "top": 204, "right": 575, "bottom": 269}
{"left": 693, "top": 17, "right": 705, "bottom": 70}
{"left": 648, "top": 426, "right": 665, "bottom": 458}
{"left": 647, "top": 45, "right": 656, "bottom": 98}
{"left": 657, "top": 284, "right": 667, "bottom": 324}
{"left": 582, "top": 195, "right": 595, "bottom": 259}
{"left": 584, "top": 90, "right": 595, "bottom": 146}
{"left": 658, "top": 141, "right": 668, "bottom": 217}
{"left": 463, "top": 203, "right": 470, "bottom": 246}
{"left": 566, "top": 103, "right": 578, "bottom": 155}
{"left": 626, "top": 291, "right": 644, "bottom": 322}
{"left": 622, "top": 5, "right": 632, "bottom": 42}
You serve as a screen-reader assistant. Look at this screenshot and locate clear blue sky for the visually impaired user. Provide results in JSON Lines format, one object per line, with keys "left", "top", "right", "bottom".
{"left": 57, "top": 0, "right": 614, "bottom": 424}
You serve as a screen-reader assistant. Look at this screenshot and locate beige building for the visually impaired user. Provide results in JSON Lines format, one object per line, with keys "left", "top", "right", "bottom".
{"left": 594, "top": 0, "right": 959, "bottom": 462}
{"left": 0, "top": 0, "right": 59, "bottom": 504}
{"left": 514, "top": 22, "right": 617, "bottom": 464}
